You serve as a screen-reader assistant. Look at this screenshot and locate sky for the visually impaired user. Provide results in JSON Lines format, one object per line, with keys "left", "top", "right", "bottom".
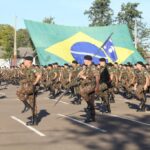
{"left": 0, "top": 0, "right": 149, "bottom": 29}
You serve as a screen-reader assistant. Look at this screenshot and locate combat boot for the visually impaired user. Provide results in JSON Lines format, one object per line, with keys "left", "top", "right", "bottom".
{"left": 26, "top": 115, "right": 38, "bottom": 126}
{"left": 109, "top": 93, "right": 115, "bottom": 103}
{"left": 84, "top": 107, "right": 95, "bottom": 123}
{"left": 137, "top": 101, "right": 146, "bottom": 112}
{"left": 49, "top": 92, "right": 56, "bottom": 99}
{"left": 105, "top": 104, "right": 111, "bottom": 113}
{"left": 71, "top": 95, "right": 81, "bottom": 105}
{"left": 69, "top": 87, "right": 75, "bottom": 98}
{"left": 21, "top": 101, "right": 30, "bottom": 113}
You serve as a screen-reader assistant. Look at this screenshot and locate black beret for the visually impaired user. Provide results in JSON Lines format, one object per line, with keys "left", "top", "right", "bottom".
{"left": 64, "top": 63, "right": 69, "bottom": 66}
{"left": 72, "top": 60, "right": 78, "bottom": 64}
{"left": 137, "top": 61, "right": 144, "bottom": 66}
{"left": 24, "top": 56, "right": 33, "bottom": 61}
{"left": 54, "top": 63, "right": 58, "bottom": 65}
{"left": 99, "top": 58, "right": 106, "bottom": 62}
{"left": 48, "top": 64, "right": 52, "bottom": 67}
{"left": 84, "top": 55, "right": 92, "bottom": 61}
{"left": 52, "top": 63, "right": 58, "bottom": 65}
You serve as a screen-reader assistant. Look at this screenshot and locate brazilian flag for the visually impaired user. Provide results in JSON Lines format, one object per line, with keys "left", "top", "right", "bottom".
{"left": 24, "top": 20, "right": 145, "bottom": 65}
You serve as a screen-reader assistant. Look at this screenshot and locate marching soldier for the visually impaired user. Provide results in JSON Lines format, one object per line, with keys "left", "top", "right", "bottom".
{"left": 134, "top": 62, "right": 149, "bottom": 112}
{"left": 79, "top": 55, "right": 99, "bottom": 123}
{"left": 16, "top": 56, "right": 42, "bottom": 125}
{"left": 99, "top": 58, "right": 111, "bottom": 113}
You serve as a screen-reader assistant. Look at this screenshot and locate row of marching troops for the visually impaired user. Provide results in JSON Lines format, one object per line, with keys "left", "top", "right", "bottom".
{"left": 0, "top": 56, "right": 150, "bottom": 125}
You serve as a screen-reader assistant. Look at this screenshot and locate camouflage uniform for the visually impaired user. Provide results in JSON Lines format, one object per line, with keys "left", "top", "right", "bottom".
{"left": 79, "top": 64, "right": 99, "bottom": 122}
{"left": 16, "top": 67, "right": 41, "bottom": 116}
{"left": 98, "top": 65, "right": 111, "bottom": 112}
{"left": 134, "top": 69, "right": 149, "bottom": 111}
{"left": 49, "top": 66, "right": 61, "bottom": 98}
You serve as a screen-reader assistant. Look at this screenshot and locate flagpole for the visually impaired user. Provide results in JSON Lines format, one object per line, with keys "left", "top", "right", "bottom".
{"left": 13, "top": 16, "right": 17, "bottom": 66}
{"left": 101, "top": 32, "right": 114, "bottom": 48}
{"left": 134, "top": 19, "right": 138, "bottom": 49}
{"left": 93, "top": 32, "right": 114, "bottom": 59}
{"left": 100, "top": 32, "right": 114, "bottom": 62}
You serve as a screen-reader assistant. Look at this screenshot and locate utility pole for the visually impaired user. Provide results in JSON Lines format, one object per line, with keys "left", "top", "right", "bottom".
{"left": 13, "top": 16, "right": 17, "bottom": 66}
{"left": 134, "top": 19, "right": 138, "bottom": 49}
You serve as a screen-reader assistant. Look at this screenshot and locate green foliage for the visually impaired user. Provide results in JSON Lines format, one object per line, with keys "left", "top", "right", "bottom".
{"left": 116, "top": 2, "right": 150, "bottom": 58}
{"left": 116, "top": 2, "right": 142, "bottom": 30}
{"left": 84, "top": 0, "right": 113, "bottom": 26}
{"left": 17, "top": 29, "right": 33, "bottom": 48}
{"left": 0, "top": 24, "right": 14, "bottom": 59}
{"left": 43, "top": 16, "right": 55, "bottom": 24}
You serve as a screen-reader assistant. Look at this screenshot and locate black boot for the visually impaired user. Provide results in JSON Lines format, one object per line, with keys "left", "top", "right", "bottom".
{"left": 76, "top": 95, "right": 81, "bottom": 105}
{"left": 84, "top": 106, "right": 95, "bottom": 123}
{"left": 26, "top": 115, "right": 38, "bottom": 126}
{"left": 137, "top": 101, "right": 146, "bottom": 112}
{"left": 91, "top": 108, "right": 96, "bottom": 122}
{"left": 71, "top": 95, "right": 81, "bottom": 105}
{"left": 21, "top": 101, "right": 30, "bottom": 113}
{"left": 50, "top": 91, "right": 56, "bottom": 99}
{"left": 105, "top": 104, "right": 111, "bottom": 113}
{"left": 69, "top": 87, "right": 75, "bottom": 98}
{"left": 109, "top": 93, "right": 115, "bottom": 103}
{"left": 84, "top": 107, "right": 92, "bottom": 123}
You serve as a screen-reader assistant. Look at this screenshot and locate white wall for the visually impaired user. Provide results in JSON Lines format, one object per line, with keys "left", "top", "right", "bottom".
{"left": 0, "top": 59, "right": 23, "bottom": 68}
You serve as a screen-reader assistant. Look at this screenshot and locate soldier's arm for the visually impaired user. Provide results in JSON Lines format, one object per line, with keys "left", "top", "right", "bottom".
{"left": 53, "top": 72, "right": 58, "bottom": 80}
{"left": 131, "top": 73, "right": 136, "bottom": 85}
{"left": 33, "top": 72, "right": 42, "bottom": 85}
{"left": 69, "top": 72, "right": 72, "bottom": 82}
{"left": 110, "top": 73, "right": 114, "bottom": 81}
{"left": 78, "top": 70, "right": 87, "bottom": 79}
{"left": 94, "top": 70, "right": 100, "bottom": 93}
{"left": 144, "top": 75, "right": 149, "bottom": 90}
{"left": 119, "top": 71, "right": 122, "bottom": 81}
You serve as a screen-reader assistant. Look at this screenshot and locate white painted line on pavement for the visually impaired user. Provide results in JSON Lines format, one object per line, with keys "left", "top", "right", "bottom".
{"left": 107, "top": 114, "right": 150, "bottom": 126}
{"left": 52, "top": 99, "right": 69, "bottom": 105}
{"left": 11, "top": 116, "right": 46, "bottom": 137}
{"left": 57, "top": 114, "right": 107, "bottom": 133}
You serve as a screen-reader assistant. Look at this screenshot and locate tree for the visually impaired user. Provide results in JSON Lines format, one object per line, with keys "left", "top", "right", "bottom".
{"left": 84, "top": 0, "right": 113, "bottom": 26}
{"left": 116, "top": 2, "right": 142, "bottom": 30}
{"left": 0, "top": 24, "right": 14, "bottom": 59}
{"left": 116, "top": 2, "right": 150, "bottom": 58}
{"left": 17, "top": 29, "right": 33, "bottom": 48}
{"left": 136, "top": 21, "right": 150, "bottom": 57}
{"left": 43, "top": 16, "right": 55, "bottom": 24}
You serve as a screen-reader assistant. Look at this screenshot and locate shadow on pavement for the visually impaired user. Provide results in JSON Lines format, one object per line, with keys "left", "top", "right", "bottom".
{"left": 53, "top": 112, "right": 150, "bottom": 150}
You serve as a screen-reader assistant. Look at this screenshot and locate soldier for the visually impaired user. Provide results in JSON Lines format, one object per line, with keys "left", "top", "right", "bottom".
{"left": 49, "top": 63, "right": 61, "bottom": 99}
{"left": 16, "top": 56, "right": 42, "bottom": 125}
{"left": 134, "top": 62, "right": 149, "bottom": 112}
{"left": 79, "top": 55, "right": 99, "bottom": 123}
{"left": 99, "top": 58, "right": 111, "bottom": 113}
{"left": 69, "top": 60, "right": 81, "bottom": 104}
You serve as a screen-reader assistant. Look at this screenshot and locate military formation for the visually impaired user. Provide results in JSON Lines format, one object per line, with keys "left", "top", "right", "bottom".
{"left": 0, "top": 55, "right": 150, "bottom": 125}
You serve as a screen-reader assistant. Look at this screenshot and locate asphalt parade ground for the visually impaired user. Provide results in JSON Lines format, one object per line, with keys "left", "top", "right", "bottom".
{"left": 0, "top": 85, "right": 150, "bottom": 150}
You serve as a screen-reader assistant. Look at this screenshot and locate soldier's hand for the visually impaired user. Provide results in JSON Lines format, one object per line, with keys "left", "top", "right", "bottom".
{"left": 144, "top": 85, "right": 148, "bottom": 91}
{"left": 95, "top": 86, "right": 99, "bottom": 94}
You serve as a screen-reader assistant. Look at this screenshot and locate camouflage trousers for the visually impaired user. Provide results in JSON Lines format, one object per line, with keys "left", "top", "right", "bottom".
{"left": 79, "top": 84, "right": 95, "bottom": 110}
{"left": 80, "top": 84, "right": 95, "bottom": 102}
{"left": 135, "top": 85, "right": 146, "bottom": 100}
{"left": 67, "top": 79, "right": 80, "bottom": 95}
{"left": 16, "top": 83, "right": 37, "bottom": 115}
{"left": 98, "top": 83, "right": 109, "bottom": 103}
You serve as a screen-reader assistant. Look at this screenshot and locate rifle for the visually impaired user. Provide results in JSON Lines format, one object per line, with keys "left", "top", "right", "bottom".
{"left": 31, "top": 85, "right": 38, "bottom": 125}
{"left": 54, "top": 78, "right": 81, "bottom": 106}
